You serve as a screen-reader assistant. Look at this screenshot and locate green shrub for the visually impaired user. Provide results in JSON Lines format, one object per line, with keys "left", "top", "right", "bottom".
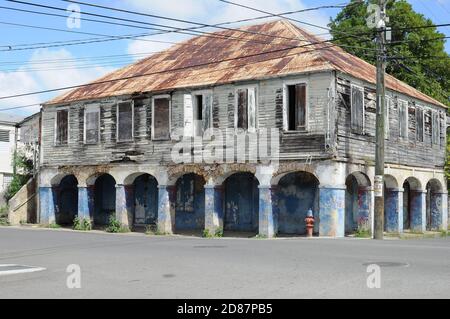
{"left": 0, "top": 206, "right": 9, "bottom": 226}
{"left": 73, "top": 217, "right": 92, "bottom": 231}
{"left": 202, "top": 228, "right": 223, "bottom": 238}
{"left": 105, "top": 216, "right": 129, "bottom": 233}
{"left": 355, "top": 228, "right": 371, "bottom": 238}
{"left": 40, "top": 222, "right": 60, "bottom": 229}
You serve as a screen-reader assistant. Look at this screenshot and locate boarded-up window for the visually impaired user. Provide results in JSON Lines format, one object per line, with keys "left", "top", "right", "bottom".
{"left": 236, "top": 87, "right": 256, "bottom": 132}
{"left": 432, "top": 111, "right": 440, "bottom": 145}
{"left": 117, "top": 102, "right": 133, "bottom": 142}
{"left": 55, "top": 109, "right": 68, "bottom": 145}
{"left": 398, "top": 100, "right": 408, "bottom": 138}
{"left": 84, "top": 106, "right": 100, "bottom": 144}
{"left": 350, "top": 85, "right": 364, "bottom": 134}
{"left": 286, "top": 84, "right": 306, "bottom": 131}
{"left": 152, "top": 97, "right": 170, "bottom": 140}
{"left": 0, "top": 130, "right": 10, "bottom": 143}
{"left": 416, "top": 108, "right": 424, "bottom": 142}
{"left": 385, "top": 96, "right": 390, "bottom": 139}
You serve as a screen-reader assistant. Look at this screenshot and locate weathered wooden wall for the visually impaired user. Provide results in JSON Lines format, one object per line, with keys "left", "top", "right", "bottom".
{"left": 335, "top": 75, "right": 446, "bottom": 169}
{"left": 41, "top": 72, "right": 334, "bottom": 167}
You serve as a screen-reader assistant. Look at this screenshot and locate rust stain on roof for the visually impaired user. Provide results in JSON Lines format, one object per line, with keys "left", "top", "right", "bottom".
{"left": 46, "top": 20, "right": 446, "bottom": 108}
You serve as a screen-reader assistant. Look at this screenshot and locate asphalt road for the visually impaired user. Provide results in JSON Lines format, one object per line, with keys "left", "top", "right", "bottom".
{"left": 0, "top": 226, "right": 449, "bottom": 299}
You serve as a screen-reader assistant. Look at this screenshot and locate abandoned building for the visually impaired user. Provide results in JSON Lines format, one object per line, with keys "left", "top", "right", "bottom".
{"left": 37, "top": 20, "right": 448, "bottom": 237}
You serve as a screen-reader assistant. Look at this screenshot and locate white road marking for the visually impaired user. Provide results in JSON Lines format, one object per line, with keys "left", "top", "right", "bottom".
{"left": 0, "top": 264, "right": 46, "bottom": 276}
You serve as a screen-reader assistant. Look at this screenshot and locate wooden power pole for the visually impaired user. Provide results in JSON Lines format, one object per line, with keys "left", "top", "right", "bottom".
{"left": 374, "top": 0, "right": 387, "bottom": 240}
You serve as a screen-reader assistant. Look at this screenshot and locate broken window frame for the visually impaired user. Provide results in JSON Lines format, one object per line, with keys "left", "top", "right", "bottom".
{"left": 190, "top": 90, "right": 213, "bottom": 137}
{"left": 398, "top": 99, "right": 408, "bottom": 139}
{"left": 83, "top": 104, "right": 100, "bottom": 145}
{"left": 234, "top": 85, "right": 258, "bottom": 133}
{"left": 283, "top": 80, "right": 308, "bottom": 132}
{"left": 54, "top": 107, "right": 69, "bottom": 146}
{"left": 350, "top": 84, "right": 365, "bottom": 134}
{"left": 116, "top": 100, "right": 134, "bottom": 142}
{"left": 151, "top": 94, "right": 171, "bottom": 141}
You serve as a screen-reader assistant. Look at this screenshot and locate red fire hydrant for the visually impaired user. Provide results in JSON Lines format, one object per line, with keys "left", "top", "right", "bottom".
{"left": 305, "top": 209, "right": 314, "bottom": 238}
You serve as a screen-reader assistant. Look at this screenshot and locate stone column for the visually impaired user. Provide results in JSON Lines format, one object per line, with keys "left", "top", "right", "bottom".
{"left": 39, "top": 186, "right": 56, "bottom": 224}
{"left": 204, "top": 185, "right": 223, "bottom": 235}
{"left": 77, "top": 186, "right": 90, "bottom": 220}
{"left": 258, "top": 185, "right": 277, "bottom": 238}
{"left": 410, "top": 190, "right": 426, "bottom": 232}
{"left": 157, "top": 185, "right": 175, "bottom": 234}
{"left": 319, "top": 185, "right": 346, "bottom": 237}
{"left": 384, "top": 188, "right": 403, "bottom": 233}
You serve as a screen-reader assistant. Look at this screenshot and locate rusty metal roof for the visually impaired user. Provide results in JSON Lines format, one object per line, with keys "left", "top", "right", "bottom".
{"left": 46, "top": 20, "right": 446, "bottom": 108}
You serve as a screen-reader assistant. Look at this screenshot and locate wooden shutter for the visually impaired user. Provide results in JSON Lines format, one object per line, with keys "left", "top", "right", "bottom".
{"left": 432, "top": 111, "right": 440, "bottom": 145}
{"left": 183, "top": 94, "right": 193, "bottom": 137}
{"left": 384, "top": 97, "right": 390, "bottom": 139}
{"left": 153, "top": 97, "right": 170, "bottom": 140}
{"left": 247, "top": 87, "right": 256, "bottom": 132}
{"left": 398, "top": 100, "right": 408, "bottom": 138}
{"left": 415, "top": 108, "right": 424, "bottom": 142}
{"left": 295, "top": 84, "right": 306, "bottom": 130}
{"left": 85, "top": 108, "right": 99, "bottom": 144}
{"left": 237, "top": 89, "right": 248, "bottom": 130}
{"left": 351, "top": 85, "right": 364, "bottom": 134}
{"left": 56, "top": 109, "right": 68, "bottom": 145}
{"left": 117, "top": 102, "right": 133, "bottom": 141}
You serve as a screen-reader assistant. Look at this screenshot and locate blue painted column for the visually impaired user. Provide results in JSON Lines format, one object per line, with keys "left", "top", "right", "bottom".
{"left": 204, "top": 185, "right": 223, "bottom": 234}
{"left": 115, "top": 185, "right": 128, "bottom": 227}
{"left": 385, "top": 188, "right": 403, "bottom": 233}
{"left": 258, "top": 185, "right": 277, "bottom": 238}
{"left": 39, "top": 186, "right": 56, "bottom": 224}
{"left": 410, "top": 190, "right": 426, "bottom": 232}
{"left": 430, "top": 191, "right": 447, "bottom": 230}
{"left": 357, "top": 186, "right": 371, "bottom": 232}
{"left": 157, "top": 185, "right": 175, "bottom": 234}
{"left": 77, "top": 186, "right": 90, "bottom": 220}
{"left": 319, "top": 185, "right": 345, "bottom": 237}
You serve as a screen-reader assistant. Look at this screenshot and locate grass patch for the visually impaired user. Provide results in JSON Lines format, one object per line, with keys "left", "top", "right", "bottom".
{"left": 354, "top": 229, "right": 371, "bottom": 238}
{"left": 73, "top": 217, "right": 92, "bottom": 231}
{"left": 105, "top": 216, "right": 130, "bottom": 233}
{"left": 202, "top": 228, "right": 224, "bottom": 238}
{"left": 40, "top": 222, "right": 61, "bottom": 229}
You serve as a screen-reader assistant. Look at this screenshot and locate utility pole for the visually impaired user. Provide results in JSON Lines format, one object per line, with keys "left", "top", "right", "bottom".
{"left": 374, "top": 0, "right": 387, "bottom": 240}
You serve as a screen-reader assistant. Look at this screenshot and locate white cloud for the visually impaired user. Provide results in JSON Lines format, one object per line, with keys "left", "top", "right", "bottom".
{"left": 124, "top": 0, "right": 332, "bottom": 58}
{"left": 0, "top": 49, "right": 114, "bottom": 116}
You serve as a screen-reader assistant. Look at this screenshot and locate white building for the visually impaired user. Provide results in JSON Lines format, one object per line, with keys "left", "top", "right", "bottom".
{"left": 0, "top": 113, "right": 23, "bottom": 195}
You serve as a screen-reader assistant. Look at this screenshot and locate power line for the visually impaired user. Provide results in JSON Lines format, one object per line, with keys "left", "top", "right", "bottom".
{"left": 0, "top": 21, "right": 194, "bottom": 47}
{"left": 5, "top": 0, "right": 306, "bottom": 46}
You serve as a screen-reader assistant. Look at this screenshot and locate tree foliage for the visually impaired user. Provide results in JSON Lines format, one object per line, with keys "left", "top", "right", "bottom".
{"left": 329, "top": 0, "right": 450, "bottom": 107}
{"left": 4, "top": 149, "right": 33, "bottom": 201}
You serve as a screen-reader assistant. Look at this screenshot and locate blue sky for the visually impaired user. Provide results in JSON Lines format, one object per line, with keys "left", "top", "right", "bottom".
{"left": 0, "top": 0, "right": 449, "bottom": 116}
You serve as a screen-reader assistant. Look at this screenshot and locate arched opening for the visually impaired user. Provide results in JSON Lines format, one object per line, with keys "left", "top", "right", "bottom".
{"left": 383, "top": 175, "right": 400, "bottom": 232}
{"left": 93, "top": 174, "right": 116, "bottom": 227}
{"left": 55, "top": 175, "right": 78, "bottom": 226}
{"left": 277, "top": 171, "right": 319, "bottom": 236}
{"left": 345, "top": 172, "right": 371, "bottom": 235}
{"left": 223, "top": 172, "right": 259, "bottom": 234}
{"left": 426, "top": 179, "right": 443, "bottom": 231}
{"left": 402, "top": 177, "right": 422, "bottom": 231}
{"left": 133, "top": 174, "right": 158, "bottom": 227}
{"left": 174, "top": 173, "right": 205, "bottom": 234}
